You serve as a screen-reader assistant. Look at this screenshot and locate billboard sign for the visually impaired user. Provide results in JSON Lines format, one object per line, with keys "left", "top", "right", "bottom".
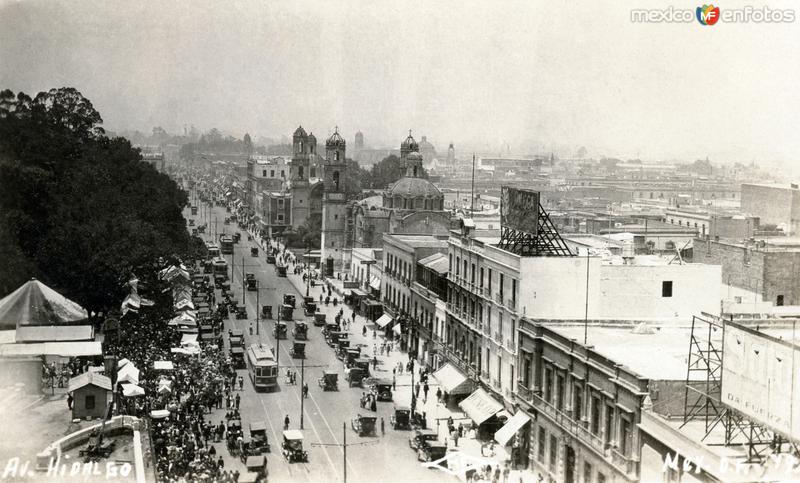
{"left": 500, "top": 187, "right": 540, "bottom": 235}
{"left": 721, "top": 322, "right": 800, "bottom": 441}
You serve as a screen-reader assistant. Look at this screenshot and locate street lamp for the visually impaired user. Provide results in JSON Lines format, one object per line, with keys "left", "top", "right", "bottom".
{"left": 306, "top": 245, "right": 311, "bottom": 298}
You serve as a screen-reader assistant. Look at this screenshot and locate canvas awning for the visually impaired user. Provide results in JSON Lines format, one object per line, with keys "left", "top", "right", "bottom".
{"left": 117, "top": 358, "right": 130, "bottom": 368}
{"left": 15, "top": 325, "right": 94, "bottom": 343}
{"left": 150, "top": 409, "right": 170, "bottom": 419}
{"left": 459, "top": 388, "right": 503, "bottom": 425}
{"left": 181, "top": 333, "right": 198, "bottom": 345}
{"left": 432, "top": 363, "right": 474, "bottom": 395}
{"left": 494, "top": 411, "right": 532, "bottom": 446}
{"left": 0, "top": 341, "right": 101, "bottom": 358}
{"left": 121, "top": 383, "right": 145, "bottom": 398}
{"left": 393, "top": 324, "right": 402, "bottom": 336}
{"left": 375, "top": 314, "right": 393, "bottom": 328}
{"left": 369, "top": 276, "right": 381, "bottom": 291}
{"left": 153, "top": 360, "right": 174, "bottom": 371}
{"left": 117, "top": 364, "right": 140, "bottom": 385}
{"left": 0, "top": 279, "right": 88, "bottom": 330}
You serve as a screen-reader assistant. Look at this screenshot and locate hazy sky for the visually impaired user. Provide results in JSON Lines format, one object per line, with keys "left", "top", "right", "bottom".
{"left": 1, "top": 0, "right": 799, "bottom": 163}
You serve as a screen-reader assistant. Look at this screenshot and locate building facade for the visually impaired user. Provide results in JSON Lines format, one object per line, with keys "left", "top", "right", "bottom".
{"left": 410, "top": 252, "right": 449, "bottom": 369}
{"left": 321, "top": 129, "right": 349, "bottom": 271}
{"left": 381, "top": 234, "right": 448, "bottom": 353}
{"left": 741, "top": 183, "right": 800, "bottom": 235}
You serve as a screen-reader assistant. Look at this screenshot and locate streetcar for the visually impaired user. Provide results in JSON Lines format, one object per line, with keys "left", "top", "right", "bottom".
{"left": 212, "top": 257, "right": 228, "bottom": 280}
{"left": 246, "top": 343, "right": 279, "bottom": 392}
{"left": 220, "top": 235, "right": 234, "bottom": 255}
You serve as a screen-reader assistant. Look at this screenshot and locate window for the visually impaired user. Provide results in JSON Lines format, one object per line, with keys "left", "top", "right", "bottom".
{"left": 549, "top": 435, "right": 558, "bottom": 469}
{"left": 778, "top": 295, "right": 785, "bottom": 306}
{"left": 277, "top": 214, "right": 284, "bottom": 222}
{"left": 471, "top": 263, "right": 475, "bottom": 284}
{"left": 584, "top": 462, "right": 593, "bottom": 483}
{"left": 538, "top": 428, "right": 546, "bottom": 462}
{"left": 597, "top": 473, "right": 606, "bottom": 483}
{"left": 604, "top": 405, "right": 614, "bottom": 444}
{"left": 662, "top": 281, "right": 673, "bottom": 297}
{"left": 262, "top": 169, "right": 267, "bottom": 177}
{"left": 590, "top": 397, "right": 601, "bottom": 435}
{"left": 544, "top": 367, "right": 553, "bottom": 404}
{"left": 488, "top": 269, "right": 493, "bottom": 291}
{"left": 512, "top": 278, "right": 517, "bottom": 306}
{"left": 281, "top": 170, "right": 285, "bottom": 178}
{"left": 299, "top": 166, "right": 304, "bottom": 178}
{"left": 480, "top": 267, "right": 484, "bottom": 287}
{"left": 85, "top": 394, "right": 96, "bottom": 410}
{"left": 456, "top": 257, "right": 460, "bottom": 276}
{"left": 499, "top": 273, "right": 505, "bottom": 298}
{"left": 334, "top": 214, "right": 338, "bottom": 220}
{"left": 620, "top": 416, "right": 632, "bottom": 456}
{"left": 278, "top": 199, "right": 284, "bottom": 207}
{"left": 498, "top": 312, "right": 503, "bottom": 337}
{"left": 497, "top": 354, "right": 502, "bottom": 381}
{"left": 574, "top": 385, "right": 583, "bottom": 420}
{"left": 556, "top": 374, "right": 565, "bottom": 411}
{"left": 270, "top": 170, "right": 275, "bottom": 177}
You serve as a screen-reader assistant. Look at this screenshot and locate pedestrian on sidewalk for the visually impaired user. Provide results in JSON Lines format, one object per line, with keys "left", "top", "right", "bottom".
{"left": 415, "top": 382, "right": 420, "bottom": 399}
{"left": 373, "top": 344, "right": 377, "bottom": 356}
{"left": 436, "top": 387, "right": 442, "bottom": 404}
{"left": 372, "top": 330, "right": 376, "bottom": 339}
{"left": 284, "top": 414, "right": 290, "bottom": 430}
{"left": 381, "top": 417, "right": 385, "bottom": 435}
{"left": 235, "top": 393, "right": 241, "bottom": 409}
{"left": 392, "top": 375, "right": 396, "bottom": 391}
{"left": 303, "top": 382, "right": 309, "bottom": 398}
{"left": 238, "top": 376, "right": 244, "bottom": 391}
{"left": 362, "top": 325, "right": 367, "bottom": 337}
{"left": 423, "top": 382, "right": 429, "bottom": 401}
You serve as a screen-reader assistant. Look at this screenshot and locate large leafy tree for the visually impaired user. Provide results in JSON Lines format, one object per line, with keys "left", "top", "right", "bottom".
{"left": 0, "top": 87, "right": 190, "bottom": 316}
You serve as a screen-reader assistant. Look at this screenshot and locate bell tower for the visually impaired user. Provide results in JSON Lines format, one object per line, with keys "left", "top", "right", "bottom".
{"left": 290, "top": 125, "right": 313, "bottom": 229}
{"left": 321, "top": 127, "right": 348, "bottom": 271}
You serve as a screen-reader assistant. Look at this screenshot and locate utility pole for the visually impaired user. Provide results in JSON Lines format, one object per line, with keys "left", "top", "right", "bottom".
{"left": 256, "top": 280, "right": 260, "bottom": 335}
{"left": 311, "top": 423, "right": 377, "bottom": 483}
{"left": 242, "top": 256, "right": 245, "bottom": 304}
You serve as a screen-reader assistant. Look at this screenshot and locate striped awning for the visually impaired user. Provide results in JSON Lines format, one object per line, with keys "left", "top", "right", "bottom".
{"left": 375, "top": 314, "right": 393, "bottom": 328}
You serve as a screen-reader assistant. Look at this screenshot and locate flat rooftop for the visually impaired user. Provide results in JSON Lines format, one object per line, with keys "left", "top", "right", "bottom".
{"left": 385, "top": 234, "right": 449, "bottom": 248}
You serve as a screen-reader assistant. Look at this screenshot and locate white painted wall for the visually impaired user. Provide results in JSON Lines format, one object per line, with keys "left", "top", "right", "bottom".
{"left": 519, "top": 257, "right": 721, "bottom": 321}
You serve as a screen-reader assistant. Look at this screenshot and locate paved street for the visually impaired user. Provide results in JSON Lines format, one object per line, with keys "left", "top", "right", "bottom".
{"left": 193, "top": 200, "right": 454, "bottom": 483}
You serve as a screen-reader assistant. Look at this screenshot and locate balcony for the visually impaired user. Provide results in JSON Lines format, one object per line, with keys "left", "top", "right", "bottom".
{"left": 516, "top": 383, "right": 534, "bottom": 403}
{"left": 482, "top": 287, "right": 491, "bottom": 299}
{"left": 506, "top": 298, "right": 517, "bottom": 311}
{"left": 493, "top": 331, "right": 502, "bottom": 342}
{"left": 505, "top": 338, "right": 516, "bottom": 352}
{"left": 530, "top": 391, "right": 608, "bottom": 460}
{"left": 611, "top": 448, "right": 637, "bottom": 476}
{"left": 494, "top": 293, "right": 503, "bottom": 305}
{"left": 482, "top": 325, "right": 491, "bottom": 337}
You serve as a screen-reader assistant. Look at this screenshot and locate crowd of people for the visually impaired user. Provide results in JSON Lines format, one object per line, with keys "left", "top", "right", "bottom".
{"left": 102, "top": 269, "right": 244, "bottom": 482}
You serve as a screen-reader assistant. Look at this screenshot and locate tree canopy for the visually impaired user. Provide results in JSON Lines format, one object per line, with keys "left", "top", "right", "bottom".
{"left": 0, "top": 87, "right": 191, "bottom": 316}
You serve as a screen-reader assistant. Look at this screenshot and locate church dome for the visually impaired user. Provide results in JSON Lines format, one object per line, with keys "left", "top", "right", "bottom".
{"left": 326, "top": 128, "right": 346, "bottom": 148}
{"left": 401, "top": 132, "right": 419, "bottom": 152}
{"left": 389, "top": 176, "right": 442, "bottom": 199}
{"left": 293, "top": 126, "right": 307, "bottom": 137}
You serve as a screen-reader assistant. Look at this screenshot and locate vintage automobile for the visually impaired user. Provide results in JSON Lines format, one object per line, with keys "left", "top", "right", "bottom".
{"left": 275, "top": 264, "right": 287, "bottom": 277}
{"left": 236, "top": 304, "right": 248, "bottom": 320}
{"left": 292, "top": 321, "right": 308, "bottom": 340}
{"left": 283, "top": 294, "right": 296, "bottom": 308}
{"left": 409, "top": 429, "right": 439, "bottom": 450}
{"left": 345, "top": 348, "right": 361, "bottom": 366}
{"left": 335, "top": 339, "right": 351, "bottom": 360}
{"left": 351, "top": 414, "right": 378, "bottom": 437}
{"left": 229, "top": 329, "right": 245, "bottom": 348}
{"left": 354, "top": 358, "right": 371, "bottom": 377}
{"left": 244, "top": 454, "right": 267, "bottom": 476}
{"left": 262, "top": 305, "right": 273, "bottom": 319}
{"left": 313, "top": 312, "right": 326, "bottom": 326}
{"left": 197, "top": 224, "right": 206, "bottom": 234}
{"left": 251, "top": 246, "right": 259, "bottom": 257}
{"left": 390, "top": 406, "right": 411, "bottom": 430}
{"left": 266, "top": 255, "right": 276, "bottom": 264}
{"left": 371, "top": 379, "right": 393, "bottom": 402}
{"left": 411, "top": 410, "right": 427, "bottom": 429}
{"left": 319, "top": 370, "right": 338, "bottom": 391}
{"left": 230, "top": 346, "right": 245, "bottom": 368}
{"left": 246, "top": 273, "right": 257, "bottom": 291}
{"left": 346, "top": 367, "right": 366, "bottom": 387}
{"left": 191, "top": 228, "right": 198, "bottom": 236}
{"left": 282, "top": 430, "right": 308, "bottom": 463}
{"left": 290, "top": 341, "right": 306, "bottom": 359}
{"left": 281, "top": 304, "right": 293, "bottom": 321}
{"left": 273, "top": 321, "right": 287, "bottom": 340}
{"left": 418, "top": 442, "right": 448, "bottom": 463}
{"left": 303, "top": 302, "right": 317, "bottom": 316}
{"left": 233, "top": 232, "right": 241, "bottom": 243}
{"left": 322, "top": 322, "right": 338, "bottom": 336}
{"left": 248, "top": 421, "right": 270, "bottom": 454}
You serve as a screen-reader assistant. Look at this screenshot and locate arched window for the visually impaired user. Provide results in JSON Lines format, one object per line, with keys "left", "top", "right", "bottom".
{"left": 298, "top": 166, "right": 304, "bottom": 178}
{"left": 413, "top": 166, "right": 418, "bottom": 177}
{"left": 333, "top": 171, "right": 340, "bottom": 191}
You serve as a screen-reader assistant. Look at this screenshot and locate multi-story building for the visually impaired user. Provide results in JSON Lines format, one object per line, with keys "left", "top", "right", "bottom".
{"left": 741, "top": 183, "right": 800, "bottom": 235}
{"left": 694, "top": 237, "right": 800, "bottom": 307}
{"left": 289, "top": 126, "right": 316, "bottom": 229}
{"left": 410, "top": 252, "right": 448, "bottom": 369}
{"left": 246, "top": 155, "right": 288, "bottom": 218}
{"left": 440, "top": 189, "right": 721, "bottom": 408}
{"left": 664, "top": 206, "right": 758, "bottom": 240}
{"left": 381, "top": 234, "right": 449, "bottom": 353}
